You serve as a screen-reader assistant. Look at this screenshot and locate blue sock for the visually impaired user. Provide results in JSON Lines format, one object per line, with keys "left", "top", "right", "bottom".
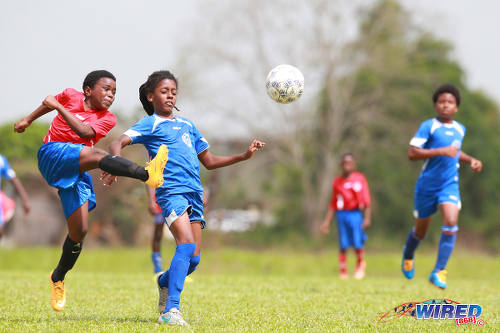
{"left": 187, "top": 254, "right": 201, "bottom": 275}
{"left": 164, "top": 243, "right": 196, "bottom": 312}
{"left": 433, "top": 226, "right": 458, "bottom": 273}
{"left": 404, "top": 228, "right": 422, "bottom": 259}
{"left": 159, "top": 254, "right": 200, "bottom": 287}
{"left": 152, "top": 251, "right": 163, "bottom": 273}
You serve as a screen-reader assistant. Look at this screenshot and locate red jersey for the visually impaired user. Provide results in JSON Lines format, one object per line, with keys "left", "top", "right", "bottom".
{"left": 43, "top": 88, "right": 117, "bottom": 146}
{"left": 329, "top": 171, "right": 371, "bottom": 211}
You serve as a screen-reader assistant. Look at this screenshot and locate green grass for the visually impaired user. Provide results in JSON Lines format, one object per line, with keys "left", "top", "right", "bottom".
{"left": 0, "top": 246, "right": 498, "bottom": 332}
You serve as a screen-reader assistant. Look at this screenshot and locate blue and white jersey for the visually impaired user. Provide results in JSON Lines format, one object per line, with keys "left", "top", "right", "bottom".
{"left": 0, "top": 154, "right": 16, "bottom": 188}
{"left": 124, "top": 114, "right": 209, "bottom": 195}
{"left": 410, "top": 118, "right": 465, "bottom": 191}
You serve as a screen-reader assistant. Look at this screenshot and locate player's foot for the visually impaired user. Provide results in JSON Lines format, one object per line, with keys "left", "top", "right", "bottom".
{"left": 145, "top": 145, "right": 169, "bottom": 188}
{"left": 401, "top": 246, "right": 415, "bottom": 279}
{"left": 339, "top": 272, "right": 348, "bottom": 280}
{"left": 354, "top": 260, "right": 366, "bottom": 280}
{"left": 49, "top": 271, "right": 66, "bottom": 312}
{"left": 429, "top": 270, "right": 447, "bottom": 289}
{"left": 157, "top": 308, "right": 188, "bottom": 326}
{"left": 157, "top": 272, "right": 168, "bottom": 314}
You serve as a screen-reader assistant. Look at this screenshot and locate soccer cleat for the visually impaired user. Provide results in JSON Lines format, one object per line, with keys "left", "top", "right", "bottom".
{"left": 354, "top": 260, "right": 366, "bottom": 280}
{"left": 429, "top": 270, "right": 447, "bottom": 289}
{"left": 339, "top": 272, "right": 348, "bottom": 280}
{"left": 49, "top": 271, "right": 66, "bottom": 312}
{"left": 145, "top": 145, "right": 169, "bottom": 188}
{"left": 157, "top": 308, "right": 188, "bottom": 326}
{"left": 401, "top": 246, "right": 415, "bottom": 279}
{"left": 157, "top": 272, "right": 168, "bottom": 314}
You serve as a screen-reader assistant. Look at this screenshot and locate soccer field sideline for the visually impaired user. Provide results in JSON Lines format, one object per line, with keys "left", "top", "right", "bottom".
{"left": 0, "top": 248, "right": 498, "bottom": 332}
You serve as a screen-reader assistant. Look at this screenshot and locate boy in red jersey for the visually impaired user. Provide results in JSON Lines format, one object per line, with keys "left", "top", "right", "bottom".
{"left": 320, "top": 153, "right": 371, "bottom": 280}
{"left": 14, "top": 70, "right": 168, "bottom": 312}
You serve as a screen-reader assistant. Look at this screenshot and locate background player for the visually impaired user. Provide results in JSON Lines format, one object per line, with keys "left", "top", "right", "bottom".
{"left": 0, "top": 154, "right": 31, "bottom": 239}
{"left": 14, "top": 70, "right": 168, "bottom": 312}
{"left": 105, "top": 70, "right": 265, "bottom": 326}
{"left": 320, "top": 153, "right": 371, "bottom": 280}
{"left": 401, "top": 83, "right": 482, "bottom": 289}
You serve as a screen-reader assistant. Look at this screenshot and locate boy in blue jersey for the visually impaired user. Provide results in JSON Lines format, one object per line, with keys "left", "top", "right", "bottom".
{"left": 401, "top": 84, "right": 482, "bottom": 289}
{"left": 105, "top": 70, "right": 265, "bottom": 325}
{"left": 0, "top": 154, "right": 31, "bottom": 239}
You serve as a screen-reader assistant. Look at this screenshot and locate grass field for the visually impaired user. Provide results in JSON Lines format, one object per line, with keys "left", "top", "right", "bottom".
{"left": 0, "top": 246, "right": 498, "bottom": 332}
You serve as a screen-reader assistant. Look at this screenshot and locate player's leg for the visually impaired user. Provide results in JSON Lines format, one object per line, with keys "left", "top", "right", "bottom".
{"left": 335, "top": 212, "right": 349, "bottom": 279}
{"left": 187, "top": 221, "right": 202, "bottom": 276}
{"left": 152, "top": 214, "right": 164, "bottom": 274}
{"left": 157, "top": 212, "right": 195, "bottom": 325}
{"left": 49, "top": 202, "right": 88, "bottom": 312}
{"left": 352, "top": 211, "right": 366, "bottom": 280}
{"left": 79, "top": 146, "right": 168, "bottom": 187}
{"left": 429, "top": 202, "right": 459, "bottom": 289}
{"left": 402, "top": 190, "right": 436, "bottom": 279}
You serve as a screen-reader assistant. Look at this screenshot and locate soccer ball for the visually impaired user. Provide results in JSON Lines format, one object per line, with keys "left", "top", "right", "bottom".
{"left": 265, "top": 64, "right": 304, "bottom": 104}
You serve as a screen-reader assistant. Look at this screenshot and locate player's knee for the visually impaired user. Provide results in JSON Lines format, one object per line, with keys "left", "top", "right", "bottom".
{"left": 442, "top": 224, "right": 458, "bottom": 235}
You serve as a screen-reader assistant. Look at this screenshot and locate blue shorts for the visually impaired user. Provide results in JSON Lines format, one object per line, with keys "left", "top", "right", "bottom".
{"left": 38, "top": 142, "right": 96, "bottom": 219}
{"left": 335, "top": 210, "right": 367, "bottom": 250}
{"left": 156, "top": 191, "right": 205, "bottom": 229}
{"left": 413, "top": 182, "right": 461, "bottom": 219}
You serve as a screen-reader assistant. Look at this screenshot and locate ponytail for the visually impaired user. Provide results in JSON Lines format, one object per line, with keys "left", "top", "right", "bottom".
{"left": 139, "top": 83, "right": 155, "bottom": 116}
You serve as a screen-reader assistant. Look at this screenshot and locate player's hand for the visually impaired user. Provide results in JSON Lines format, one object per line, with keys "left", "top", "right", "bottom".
{"left": 362, "top": 218, "right": 371, "bottom": 229}
{"left": 100, "top": 172, "right": 117, "bottom": 186}
{"left": 22, "top": 201, "right": 31, "bottom": 214}
{"left": 14, "top": 118, "right": 31, "bottom": 133}
{"left": 42, "top": 95, "right": 62, "bottom": 110}
{"left": 202, "top": 191, "right": 208, "bottom": 208}
{"left": 320, "top": 222, "right": 330, "bottom": 234}
{"left": 470, "top": 158, "right": 483, "bottom": 173}
{"left": 440, "top": 145, "right": 459, "bottom": 158}
{"left": 148, "top": 201, "right": 159, "bottom": 216}
{"left": 244, "top": 139, "right": 266, "bottom": 159}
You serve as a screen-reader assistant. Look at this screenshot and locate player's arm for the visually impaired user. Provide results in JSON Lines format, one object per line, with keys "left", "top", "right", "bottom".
{"left": 459, "top": 151, "right": 483, "bottom": 173}
{"left": 14, "top": 102, "right": 54, "bottom": 133}
{"left": 361, "top": 205, "right": 371, "bottom": 229}
{"left": 10, "top": 177, "right": 30, "bottom": 214}
{"left": 145, "top": 184, "right": 159, "bottom": 216}
{"left": 408, "top": 145, "right": 459, "bottom": 160}
{"left": 320, "top": 207, "right": 334, "bottom": 234}
{"left": 198, "top": 139, "right": 265, "bottom": 170}
{"left": 42, "top": 96, "right": 96, "bottom": 138}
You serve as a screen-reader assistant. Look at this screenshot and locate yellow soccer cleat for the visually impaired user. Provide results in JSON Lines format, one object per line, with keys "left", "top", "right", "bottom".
{"left": 145, "top": 145, "right": 169, "bottom": 188}
{"left": 49, "top": 271, "right": 66, "bottom": 312}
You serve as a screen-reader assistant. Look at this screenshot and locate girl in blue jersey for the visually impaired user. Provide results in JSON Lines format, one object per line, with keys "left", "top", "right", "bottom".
{"left": 106, "top": 70, "right": 265, "bottom": 325}
{"left": 401, "top": 84, "right": 482, "bottom": 289}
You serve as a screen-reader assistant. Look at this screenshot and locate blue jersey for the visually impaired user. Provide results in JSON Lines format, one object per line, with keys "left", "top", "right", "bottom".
{"left": 124, "top": 114, "right": 209, "bottom": 195}
{"left": 410, "top": 118, "right": 465, "bottom": 191}
{"left": 0, "top": 154, "right": 16, "bottom": 188}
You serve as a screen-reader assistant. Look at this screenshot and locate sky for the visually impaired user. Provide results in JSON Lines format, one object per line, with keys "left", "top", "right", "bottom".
{"left": 0, "top": 0, "right": 499, "bottom": 126}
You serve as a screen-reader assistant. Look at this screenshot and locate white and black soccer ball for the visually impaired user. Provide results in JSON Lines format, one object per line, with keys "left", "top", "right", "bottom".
{"left": 265, "top": 64, "right": 304, "bottom": 104}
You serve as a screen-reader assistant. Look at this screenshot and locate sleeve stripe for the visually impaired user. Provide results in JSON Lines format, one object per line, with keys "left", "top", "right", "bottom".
{"left": 124, "top": 129, "right": 142, "bottom": 138}
{"left": 409, "top": 137, "right": 427, "bottom": 147}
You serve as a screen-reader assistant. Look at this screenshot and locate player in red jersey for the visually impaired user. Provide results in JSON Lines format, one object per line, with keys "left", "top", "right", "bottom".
{"left": 14, "top": 70, "right": 168, "bottom": 312}
{"left": 320, "top": 153, "right": 371, "bottom": 280}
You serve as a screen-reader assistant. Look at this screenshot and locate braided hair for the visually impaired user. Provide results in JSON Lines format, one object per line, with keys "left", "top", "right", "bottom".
{"left": 139, "top": 70, "right": 179, "bottom": 115}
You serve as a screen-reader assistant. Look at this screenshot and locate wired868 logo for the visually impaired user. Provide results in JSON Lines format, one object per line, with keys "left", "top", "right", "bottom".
{"left": 378, "top": 299, "right": 485, "bottom": 327}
